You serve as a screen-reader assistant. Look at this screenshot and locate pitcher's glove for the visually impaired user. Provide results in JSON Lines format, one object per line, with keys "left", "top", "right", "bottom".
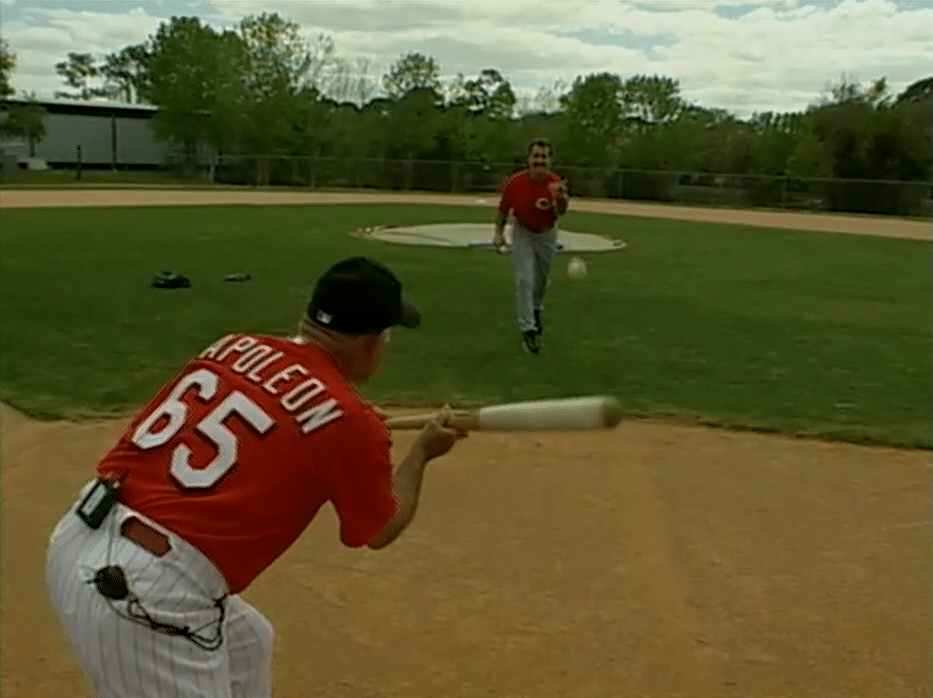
{"left": 151, "top": 270, "right": 191, "bottom": 289}
{"left": 550, "top": 179, "right": 569, "bottom": 215}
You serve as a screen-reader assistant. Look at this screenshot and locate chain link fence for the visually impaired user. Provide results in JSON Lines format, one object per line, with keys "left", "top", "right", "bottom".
{"left": 160, "top": 153, "right": 932, "bottom": 217}
{"left": 10, "top": 146, "right": 928, "bottom": 217}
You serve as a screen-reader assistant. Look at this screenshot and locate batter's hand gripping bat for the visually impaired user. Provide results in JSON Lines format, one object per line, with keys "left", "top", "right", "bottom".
{"left": 383, "top": 395, "right": 623, "bottom": 433}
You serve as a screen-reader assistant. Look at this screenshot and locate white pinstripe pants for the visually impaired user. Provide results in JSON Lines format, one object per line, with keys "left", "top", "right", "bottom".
{"left": 45, "top": 481, "right": 274, "bottom": 698}
{"left": 510, "top": 222, "right": 559, "bottom": 333}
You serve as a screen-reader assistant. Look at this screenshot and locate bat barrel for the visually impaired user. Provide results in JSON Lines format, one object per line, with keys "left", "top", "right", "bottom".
{"left": 478, "top": 395, "right": 623, "bottom": 431}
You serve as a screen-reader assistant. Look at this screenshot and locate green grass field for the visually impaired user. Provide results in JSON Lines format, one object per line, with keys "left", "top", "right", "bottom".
{"left": 1, "top": 202, "right": 929, "bottom": 447}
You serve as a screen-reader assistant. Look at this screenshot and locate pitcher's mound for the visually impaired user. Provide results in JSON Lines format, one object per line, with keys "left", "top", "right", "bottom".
{"left": 352, "top": 223, "right": 626, "bottom": 253}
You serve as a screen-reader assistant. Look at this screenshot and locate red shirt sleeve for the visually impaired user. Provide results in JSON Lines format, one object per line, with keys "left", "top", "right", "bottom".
{"left": 324, "top": 410, "right": 399, "bottom": 548}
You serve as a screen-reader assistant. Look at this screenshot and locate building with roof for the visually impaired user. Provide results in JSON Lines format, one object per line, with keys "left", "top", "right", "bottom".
{"left": 0, "top": 96, "right": 175, "bottom": 169}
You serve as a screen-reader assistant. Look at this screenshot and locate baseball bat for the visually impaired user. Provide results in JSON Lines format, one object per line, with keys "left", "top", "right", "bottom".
{"left": 383, "top": 395, "right": 623, "bottom": 432}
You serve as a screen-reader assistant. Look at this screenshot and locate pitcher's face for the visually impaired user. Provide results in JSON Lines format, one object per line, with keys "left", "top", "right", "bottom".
{"left": 528, "top": 145, "right": 551, "bottom": 174}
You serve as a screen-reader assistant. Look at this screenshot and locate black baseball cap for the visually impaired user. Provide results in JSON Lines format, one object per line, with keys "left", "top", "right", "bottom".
{"left": 306, "top": 257, "right": 421, "bottom": 334}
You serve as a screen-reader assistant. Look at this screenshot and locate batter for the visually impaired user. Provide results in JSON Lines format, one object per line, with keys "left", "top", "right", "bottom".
{"left": 44, "top": 256, "right": 467, "bottom": 698}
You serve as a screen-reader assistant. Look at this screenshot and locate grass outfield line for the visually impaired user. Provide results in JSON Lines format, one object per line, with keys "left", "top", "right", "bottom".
{"left": 2, "top": 175, "right": 929, "bottom": 226}
{"left": 0, "top": 202, "right": 929, "bottom": 448}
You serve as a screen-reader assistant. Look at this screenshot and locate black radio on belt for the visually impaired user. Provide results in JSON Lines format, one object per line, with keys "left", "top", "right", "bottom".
{"left": 76, "top": 477, "right": 120, "bottom": 529}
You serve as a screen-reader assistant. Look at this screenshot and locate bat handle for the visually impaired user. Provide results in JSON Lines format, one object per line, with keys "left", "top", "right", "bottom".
{"left": 383, "top": 413, "right": 436, "bottom": 430}
{"left": 383, "top": 411, "right": 478, "bottom": 431}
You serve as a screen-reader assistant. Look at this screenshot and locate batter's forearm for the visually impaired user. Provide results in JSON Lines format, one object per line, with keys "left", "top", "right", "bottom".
{"left": 367, "top": 444, "right": 429, "bottom": 550}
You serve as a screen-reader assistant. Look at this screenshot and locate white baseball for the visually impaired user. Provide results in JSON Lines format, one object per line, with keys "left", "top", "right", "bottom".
{"left": 567, "top": 256, "right": 587, "bottom": 278}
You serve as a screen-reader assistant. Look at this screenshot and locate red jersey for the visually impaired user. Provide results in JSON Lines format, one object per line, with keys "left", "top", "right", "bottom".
{"left": 497, "top": 169, "right": 565, "bottom": 232}
{"left": 96, "top": 333, "right": 398, "bottom": 594}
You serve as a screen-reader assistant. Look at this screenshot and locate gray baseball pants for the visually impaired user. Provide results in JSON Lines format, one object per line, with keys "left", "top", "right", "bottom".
{"left": 510, "top": 222, "right": 558, "bottom": 333}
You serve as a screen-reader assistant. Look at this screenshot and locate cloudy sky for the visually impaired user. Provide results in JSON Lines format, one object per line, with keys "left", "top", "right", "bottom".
{"left": 1, "top": 0, "right": 930, "bottom": 118}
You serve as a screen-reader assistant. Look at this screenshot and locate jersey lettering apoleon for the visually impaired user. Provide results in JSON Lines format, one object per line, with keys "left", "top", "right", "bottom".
{"left": 498, "top": 169, "right": 565, "bottom": 232}
{"left": 96, "top": 334, "right": 398, "bottom": 594}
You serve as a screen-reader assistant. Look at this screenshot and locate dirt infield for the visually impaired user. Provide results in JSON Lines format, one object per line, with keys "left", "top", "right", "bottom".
{"left": 2, "top": 188, "right": 930, "bottom": 698}
{"left": 1, "top": 185, "right": 930, "bottom": 239}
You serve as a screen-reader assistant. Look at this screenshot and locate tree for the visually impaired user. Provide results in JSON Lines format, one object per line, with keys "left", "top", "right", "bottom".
{"left": 512, "top": 111, "right": 565, "bottom": 159}
{"left": 444, "top": 73, "right": 468, "bottom": 108}
{"left": 817, "top": 74, "right": 892, "bottom": 109}
{"left": 793, "top": 75, "right": 932, "bottom": 213}
{"left": 610, "top": 75, "right": 691, "bottom": 171}
{"left": 320, "top": 56, "right": 378, "bottom": 106}
{"left": 526, "top": 79, "right": 568, "bottom": 116}
{"left": 786, "top": 127, "right": 832, "bottom": 178}
{"left": 382, "top": 52, "right": 441, "bottom": 100}
{"left": 559, "top": 72, "right": 624, "bottom": 165}
{"left": 440, "top": 68, "right": 517, "bottom": 164}
{"left": 297, "top": 33, "right": 339, "bottom": 93}
{"left": 651, "top": 105, "right": 730, "bottom": 172}
{"left": 0, "top": 39, "right": 15, "bottom": 99}
{"left": 895, "top": 77, "right": 933, "bottom": 107}
{"left": 99, "top": 45, "right": 151, "bottom": 103}
{"left": 3, "top": 101, "right": 47, "bottom": 156}
{"left": 204, "top": 31, "right": 253, "bottom": 162}
{"left": 459, "top": 68, "right": 516, "bottom": 120}
{"left": 54, "top": 52, "right": 101, "bottom": 100}
{"left": 800, "top": 74, "right": 927, "bottom": 181}
{"left": 619, "top": 74, "right": 685, "bottom": 125}
{"left": 313, "top": 99, "right": 386, "bottom": 171}
{"left": 239, "top": 13, "right": 313, "bottom": 101}
{"left": 744, "top": 111, "right": 804, "bottom": 174}
{"left": 456, "top": 108, "right": 513, "bottom": 163}
{"left": 384, "top": 87, "right": 445, "bottom": 159}
{"left": 237, "top": 12, "right": 317, "bottom": 182}
{"left": 144, "top": 16, "right": 247, "bottom": 172}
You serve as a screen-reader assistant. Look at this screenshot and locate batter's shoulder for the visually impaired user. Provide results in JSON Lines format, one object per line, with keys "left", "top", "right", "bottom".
{"left": 336, "top": 399, "right": 392, "bottom": 446}
{"left": 338, "top": 389, "right": 385, "bottom": 426}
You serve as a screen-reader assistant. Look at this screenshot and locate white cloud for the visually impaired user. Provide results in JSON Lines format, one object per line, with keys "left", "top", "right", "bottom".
{"left": 203, "top": 0, "right": 933, "bottom": 115}
{"left": 7, "top": 25, "right": 76, "bottom": 54}
{"left": 3, "top": 6, "right": 166, "bottom": 96}
{"left": 3, "top": 0, "right": 931, "bottom": 117}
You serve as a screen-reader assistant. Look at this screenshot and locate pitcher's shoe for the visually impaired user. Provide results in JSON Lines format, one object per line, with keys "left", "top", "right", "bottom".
{"left": 522, "top": 330, "right": 540, "bottom": 355}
